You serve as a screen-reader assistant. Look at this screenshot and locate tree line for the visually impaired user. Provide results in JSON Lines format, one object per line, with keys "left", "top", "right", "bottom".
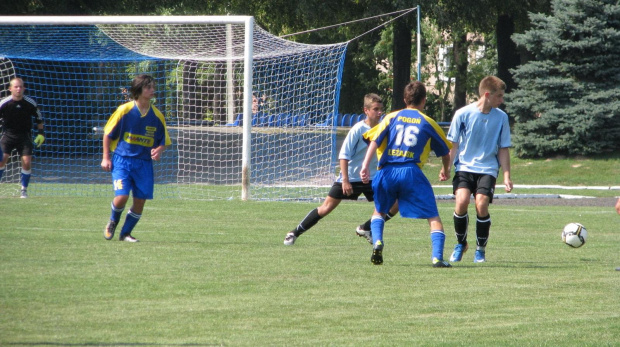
{"left": 4, "top": 0, "right": 619, "bottom": 158}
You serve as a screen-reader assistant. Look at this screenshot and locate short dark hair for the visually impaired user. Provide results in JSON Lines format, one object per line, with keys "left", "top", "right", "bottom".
{"left": 403, "top": 81, "right": 426, "bottom": 107}
{"left": 129, "top": 74, "right": 155, "bottom": 100}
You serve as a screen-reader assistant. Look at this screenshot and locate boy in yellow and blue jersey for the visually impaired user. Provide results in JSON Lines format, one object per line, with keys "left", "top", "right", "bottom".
{"left": 101, "top": 74, "right": 171, "bottom": 242}
{"left": 360, "top": 81, "right": 452, "bottom": 267}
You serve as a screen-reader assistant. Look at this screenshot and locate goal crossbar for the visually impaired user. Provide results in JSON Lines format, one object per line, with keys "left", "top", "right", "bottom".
{"left": 0, "top": 16, "right": 253, "bottom": 25}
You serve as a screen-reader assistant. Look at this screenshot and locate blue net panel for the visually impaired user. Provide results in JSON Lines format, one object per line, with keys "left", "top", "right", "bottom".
{"left": 0, "top": 22, "right": 347, "bottom": 200}
{"left": 0, "top": 25, "right": 155, "bottom": 61}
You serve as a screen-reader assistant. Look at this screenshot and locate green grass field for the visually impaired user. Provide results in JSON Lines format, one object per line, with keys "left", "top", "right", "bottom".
{"left": 1, "top": 196, "right": 619, "bottom": 346}
{"left": 422, "top": 152, "right": 620, "bottom": 188}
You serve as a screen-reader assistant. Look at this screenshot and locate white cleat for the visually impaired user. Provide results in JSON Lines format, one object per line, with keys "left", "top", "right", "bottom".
{"left": 283, "top": 232, "right": 297, "bottom": 246}
{"left": 120, "top": 234, "right": 139, "bottom": 242}
{"left": 355, "top": 225, "right": 372, "bottom": 244}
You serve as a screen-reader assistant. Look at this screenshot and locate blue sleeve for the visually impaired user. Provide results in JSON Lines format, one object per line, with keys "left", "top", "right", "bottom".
{"left": 106, "top": 121, "right": 120, "bottom": 140}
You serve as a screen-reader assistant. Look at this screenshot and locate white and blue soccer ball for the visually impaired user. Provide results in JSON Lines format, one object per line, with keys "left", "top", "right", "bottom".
{"left": 562, "top": 222, "right": 588, "bottom": 248}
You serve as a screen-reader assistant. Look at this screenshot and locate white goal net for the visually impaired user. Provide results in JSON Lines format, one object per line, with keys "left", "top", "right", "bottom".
{"left": 0, "top": 16, "right": 347, "bottom": 200}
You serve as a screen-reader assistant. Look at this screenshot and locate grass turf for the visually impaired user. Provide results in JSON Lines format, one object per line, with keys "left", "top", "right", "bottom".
{"left": 1, "top": 197, "right": 619, "bottom": 346}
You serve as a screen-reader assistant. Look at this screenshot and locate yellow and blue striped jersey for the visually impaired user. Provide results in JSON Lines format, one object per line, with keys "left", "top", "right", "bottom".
{"left": 104, "top": 101, "right": 171, "bottom": 160}
{"left": 363, "top": 108, "right": 451, "bottom": 169}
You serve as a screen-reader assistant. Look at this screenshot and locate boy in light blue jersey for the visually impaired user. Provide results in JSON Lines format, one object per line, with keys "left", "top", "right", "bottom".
{"left": 101, "top": 75, "right": 171, "bottom": 242}
{"left": 361, "top": 81, "right": 452, "bottom": 267}
{"left": 284, "top": 94, "right": 399, "bottom": 246}
{"left": 447, "top": 76, "right": 513, "bottom": 263}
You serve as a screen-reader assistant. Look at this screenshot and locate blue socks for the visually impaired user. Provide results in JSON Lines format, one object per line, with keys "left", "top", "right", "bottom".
{"left": 370, "top": 215, "right": 447, "bottom": 262}
{"left": 110, "top": 202, "right": 124, "bottom": 223}
{"left": 119, "top": 210, "right": 141, "bottom": 238}
{"left": 430, "top": 230, "right": 446, "bottom": 261}
{"left": 370, "top": 216, "right": 385, "bottom": 246}
{"left": 110, "top": 202, "right": 141, "bottom": 238}
{"left": 20, "top": 169, "right": 31, "bottom": 189}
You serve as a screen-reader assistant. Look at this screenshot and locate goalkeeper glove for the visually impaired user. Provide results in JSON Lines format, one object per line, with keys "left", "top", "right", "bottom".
{"left": 34, "top": 134, "right": 45, "bottom": 147}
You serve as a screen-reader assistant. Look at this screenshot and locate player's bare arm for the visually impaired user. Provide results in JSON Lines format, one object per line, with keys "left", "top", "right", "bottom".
{"left": 339, "top": 159, "right": 352, "bottom": 195}
{"left": 439, "top": 154, "right": 451, "bottom": 181}
{"left": 360, "top": 141, "right": 378, "bottom": 184}
{"left": 101, "top": 135, "right": 112, "bottom": 172}
{"left": 498, "top": 147, "right": 512, "bottom": 192}
{"left": 448, "top": 141, "right": 459, "bottom": 168}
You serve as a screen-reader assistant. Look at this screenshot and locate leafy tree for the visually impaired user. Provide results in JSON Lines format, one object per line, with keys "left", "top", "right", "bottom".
{"left": 372, "top": 20, "right": 413, "bottom": 113}
{"left": 423, "top": 0, "right": 492, "bottom": 115}
{"left": 225, "top": 0, "right": 389, "bottom": 114}
{"left": 423, "top": 0, "right": 552, "bottom": 120}
{"left": 508, "top": 0, "right": 620, "bottom": 158}
{"left": 494, "top": 1, "right": 552, "bottom": 94}
{"left": 2, "top": 0, "right": 539, "bottom": 119}
{"left": 418, "top": 18, "right": 454, "bottom": 122}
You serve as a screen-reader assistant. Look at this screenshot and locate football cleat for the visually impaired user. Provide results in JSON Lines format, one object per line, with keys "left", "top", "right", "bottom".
{"left": 474, "top": 249, "right": 486, "bottom": 263}
{"left": 371, "top": 240, "right": 384, "bottom": 265}
{"left": 20, "top": 189, "right": 28, "bottom": 198}
{"left": 120, "top": 234, "right": 139, "bottom": 242}
{"left": 450, "top": 243, "right": 468, "bottom": 262}
{"left": 104, "top": 220, "right": 117, "bottom": 240}
{"left": 283, "top": 232, "right": 297, "bottom": 246}
{"left": 355, "top": 225, "right": 372, "bottom": 244}
{"left": 432, "top": 258, "right": 452, "bottom": 268}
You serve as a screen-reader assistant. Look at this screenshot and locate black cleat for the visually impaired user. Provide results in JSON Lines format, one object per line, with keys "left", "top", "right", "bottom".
{"left": 432, "top": 258, "right": 452, "bottom": 268}
{"left": 371, "top": 240, "right": 384, "bottom": 265}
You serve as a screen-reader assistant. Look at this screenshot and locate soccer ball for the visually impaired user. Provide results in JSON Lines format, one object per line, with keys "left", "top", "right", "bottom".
{"left": 561, "top": 223, "right": 588, "bottom": 248}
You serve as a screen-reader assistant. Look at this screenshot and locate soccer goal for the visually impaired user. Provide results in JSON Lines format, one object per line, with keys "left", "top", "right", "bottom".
{"left": 0, "top": 16, "right": 347, "bottom": 200}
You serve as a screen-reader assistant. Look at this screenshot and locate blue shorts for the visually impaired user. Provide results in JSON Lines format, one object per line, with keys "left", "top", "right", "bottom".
{"left": 372, "top": 164, "right": 439, "bottom": 219}
{"left": 111, "top": 155, "right": 154, "bottom": 199}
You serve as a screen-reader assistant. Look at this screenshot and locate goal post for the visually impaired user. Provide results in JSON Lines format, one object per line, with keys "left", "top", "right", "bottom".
{"left": 241, "top": 17, "right": 254, "bottom": 201}
{"left": 0, "top": 16, "right": 347, "bottom": 201}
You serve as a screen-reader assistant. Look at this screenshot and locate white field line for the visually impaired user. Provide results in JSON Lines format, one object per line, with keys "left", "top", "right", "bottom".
{"left": 432, "top": 184, "right": 620, "bottom": 199}
{"left": 432, "top": 184, "right": 620, "bottom": 190}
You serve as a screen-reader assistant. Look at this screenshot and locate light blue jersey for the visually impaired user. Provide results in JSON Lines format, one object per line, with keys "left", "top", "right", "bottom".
{"left": 447, "top": 103, "right": 511, "bottom": 177}
{"left": 337, "top": 120, "right": 377, "bottom": 183}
